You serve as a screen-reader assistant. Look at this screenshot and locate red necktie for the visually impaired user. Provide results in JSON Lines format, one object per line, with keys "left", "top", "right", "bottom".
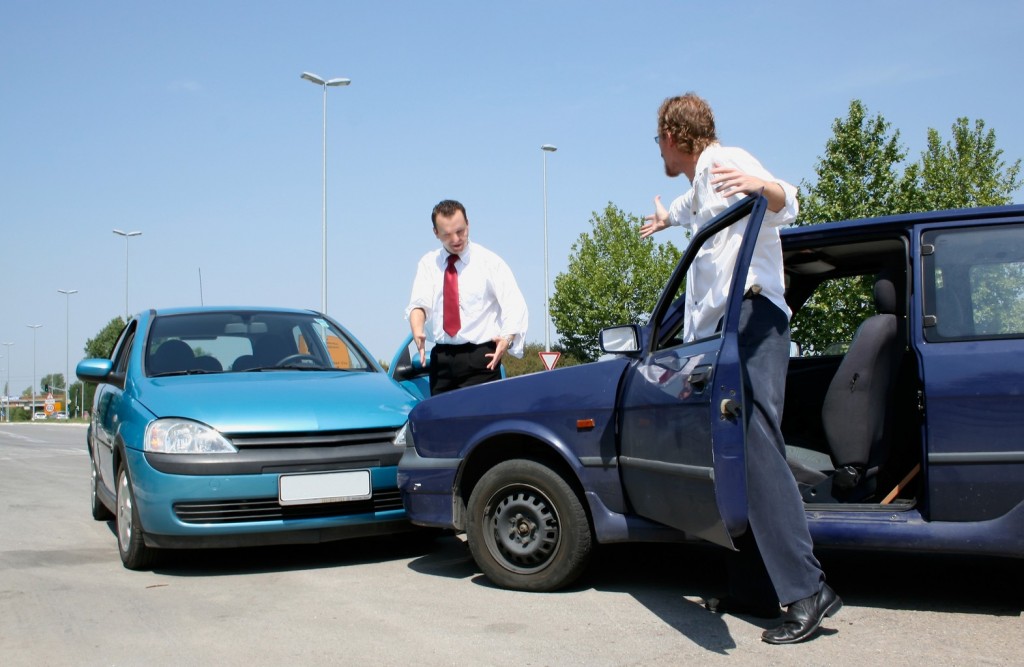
{"left": 443, "top": 254, "right": 461, "bottom": 337}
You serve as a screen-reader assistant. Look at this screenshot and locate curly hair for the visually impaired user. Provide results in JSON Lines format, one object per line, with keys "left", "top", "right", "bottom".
{"left": 431, "top": 199, "right": 468, "bottom": 228}
{"left": 658, "top": 92, "right": 718, "bottom": 155}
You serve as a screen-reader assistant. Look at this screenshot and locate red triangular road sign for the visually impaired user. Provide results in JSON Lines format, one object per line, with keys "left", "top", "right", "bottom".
{"left": 539, "top": 351, "right": 561, "bottom": 371}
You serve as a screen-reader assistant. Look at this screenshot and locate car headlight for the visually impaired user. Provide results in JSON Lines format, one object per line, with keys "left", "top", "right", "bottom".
{"left": 145, "top": 419, "right": 237, "bottom": 454}
{"left": 393, "top": 422, "right": 413, "bottom": 448}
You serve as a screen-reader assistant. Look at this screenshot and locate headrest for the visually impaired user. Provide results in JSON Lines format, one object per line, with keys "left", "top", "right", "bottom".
{"left": 874, "top": 276, "right": 897, "bottom": 315}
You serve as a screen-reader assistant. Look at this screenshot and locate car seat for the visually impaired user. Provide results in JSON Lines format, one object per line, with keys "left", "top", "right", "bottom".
{"left": 149, "top": 339, "right": 196, "bottom": 375}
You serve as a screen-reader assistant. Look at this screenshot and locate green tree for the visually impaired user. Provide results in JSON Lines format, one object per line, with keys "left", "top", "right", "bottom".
{"left": 84, "top": 316, "right": 126, "bottom": 359}
{"left": 550, "top": 203, "right": 680, "bottom": 362}
{"left": 912, "top": 117, "right": 1022, "bottom": 211}
{"left": 80, "top": 316, "right": 127, "bottom": 414}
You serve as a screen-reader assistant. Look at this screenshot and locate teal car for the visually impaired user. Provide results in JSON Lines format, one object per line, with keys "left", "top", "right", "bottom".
{"left": 79, "top": 307, "right": 420, "bottom": 569}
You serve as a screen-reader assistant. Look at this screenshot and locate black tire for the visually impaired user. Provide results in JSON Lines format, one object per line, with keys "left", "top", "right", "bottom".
{"left": 115, "top": 463, "right": 157, "bottom": 570}
{"left": 89, "top": 450, "right": 114, "bottom": 521}
{"left": 466, "top": 459, "right": 592, "bottom": 592}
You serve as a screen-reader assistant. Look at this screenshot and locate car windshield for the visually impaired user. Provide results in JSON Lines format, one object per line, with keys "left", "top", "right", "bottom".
{"left": 145, "top": 311, "right": 374, "bottom": 376}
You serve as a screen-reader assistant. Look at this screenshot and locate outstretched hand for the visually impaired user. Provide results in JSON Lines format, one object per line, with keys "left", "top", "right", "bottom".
{"left": 640, "top": 195, "right": 670, "bottom": 239}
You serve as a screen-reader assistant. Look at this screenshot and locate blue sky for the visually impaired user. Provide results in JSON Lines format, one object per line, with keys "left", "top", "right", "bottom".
{"left": 2, "top": 1, "right": 1022, "bottom": 394}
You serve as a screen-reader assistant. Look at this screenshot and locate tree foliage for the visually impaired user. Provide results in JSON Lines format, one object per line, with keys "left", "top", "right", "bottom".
{"left": 911, "top": 117, "right": 1022, "bottom": 211}
{"left": 550, "top": 203, "right": 680, "bottom": 362}
{"left": 80, "top": 316, "right": 127, "bottom": 414}
{"left": 84, "top": 316, "right": 126, "bottom": 359}
{"left": 793, "top": 101, "right": 1022, "bottom": 354}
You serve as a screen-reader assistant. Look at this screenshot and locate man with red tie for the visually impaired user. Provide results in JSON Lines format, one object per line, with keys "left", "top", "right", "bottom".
{"left": 406, "top": 199, "right": 529, "bottom": 395}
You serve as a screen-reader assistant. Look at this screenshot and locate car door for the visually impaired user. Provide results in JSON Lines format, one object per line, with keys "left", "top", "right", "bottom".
{"left": 917, "top": 218, "right": 1024, "bottom": 523}
{"left": 618, "top": 195, "right": 769, "bottom": 549}
{"left": 92, "top": 322, "right": 136, "bottom": 492}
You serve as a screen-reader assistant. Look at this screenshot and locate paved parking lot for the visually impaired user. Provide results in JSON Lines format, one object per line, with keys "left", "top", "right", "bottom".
{"left": 1, "top": 423, "right": 1020, "bottom": 666}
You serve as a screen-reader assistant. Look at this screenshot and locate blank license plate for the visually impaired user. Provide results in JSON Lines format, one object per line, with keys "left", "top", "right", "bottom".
{"left": 278, "top": 470, "right": 371, "bottom": 506}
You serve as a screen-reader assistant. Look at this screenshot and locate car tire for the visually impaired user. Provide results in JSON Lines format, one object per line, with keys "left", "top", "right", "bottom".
{"left": 116, "top": 463, "right": 157, "bottom": 570}
{"left": 466, "top": 459, "right": 592, "bottom": 592}
{"left": 90, "top": 452, "right": 114, "bottom": 521}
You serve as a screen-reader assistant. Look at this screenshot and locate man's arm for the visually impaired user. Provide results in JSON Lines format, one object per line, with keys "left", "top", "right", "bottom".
{"left": 408, "top": 307, "right": 427, "bottom": 366}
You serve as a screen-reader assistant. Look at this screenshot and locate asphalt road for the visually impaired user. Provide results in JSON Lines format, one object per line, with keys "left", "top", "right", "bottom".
{"left": 1, "top": 423, "right": 1020, "bottom": 666}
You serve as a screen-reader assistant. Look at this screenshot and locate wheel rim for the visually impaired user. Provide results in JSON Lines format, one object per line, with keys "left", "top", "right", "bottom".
{"left": 90, "top": 458, "right": 99, "bottom": 507}
{"left": 483, "top": 483, "right": 561, "bottom": 575}
{"left": 116, "top": 471, "right": 133, "bottom": 550}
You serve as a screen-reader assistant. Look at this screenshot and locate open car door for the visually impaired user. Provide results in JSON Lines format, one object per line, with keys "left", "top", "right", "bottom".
{"left": 618, "top": 195, "right": 769, "bottom": 549}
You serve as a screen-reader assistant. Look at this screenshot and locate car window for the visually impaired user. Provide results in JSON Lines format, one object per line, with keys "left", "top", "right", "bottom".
{"left": 145, "top": 311, "right": 374, "bottom": 375}
{"left": 923, "top": 223, "right": 1024, "bottom": 342}
{"left": 112, "top": 322, "right": 136, "bottom": 375}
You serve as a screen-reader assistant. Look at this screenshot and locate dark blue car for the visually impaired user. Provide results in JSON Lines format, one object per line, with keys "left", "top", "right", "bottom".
{"left": 398, "top": 197, "right": 1024, "bottom": 591}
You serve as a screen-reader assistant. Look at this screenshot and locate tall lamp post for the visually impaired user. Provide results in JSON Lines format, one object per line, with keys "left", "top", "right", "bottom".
{"left": 300, "top": 71, "right": 351, "bottom": 315}
{"left": 112, "top": 229, "right": 142, "bottom": 320}
{"left": 27, "top": 325, "right": 42, "bottom": 416}
{"left": 1, "top": 342, "right": 12, "bottom": 422}
{"left": 58, "top": 289, "right": 78, "bottom": 418}
{"left": 541, "top": 144, "right": 558, "bottom": 353}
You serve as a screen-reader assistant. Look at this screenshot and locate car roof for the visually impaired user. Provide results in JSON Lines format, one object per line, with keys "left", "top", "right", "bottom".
{"left": 142, "top": 306, "right": 323, "bottom": 318}
{"left": 781, "top": 203, "right": 1024, "bottom": 242}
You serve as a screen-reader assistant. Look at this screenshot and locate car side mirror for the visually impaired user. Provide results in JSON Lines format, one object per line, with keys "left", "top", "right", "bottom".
{"left": 77, "top": 358, "right": 114, "bottom": 383}
{"left": 600, "top": 325, "right": 640, "bottom": 354}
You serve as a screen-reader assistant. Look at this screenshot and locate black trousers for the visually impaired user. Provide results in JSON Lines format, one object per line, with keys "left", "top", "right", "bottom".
{"left": 429, "top": 342, "right": 501, "bottom": 395}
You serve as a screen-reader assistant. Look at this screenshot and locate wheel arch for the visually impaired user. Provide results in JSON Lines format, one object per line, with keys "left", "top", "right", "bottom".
{"left": 455, "top": 429, "right": 591, "bottom": 532}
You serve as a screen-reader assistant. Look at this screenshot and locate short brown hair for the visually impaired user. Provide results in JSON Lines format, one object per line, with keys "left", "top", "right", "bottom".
{"left": 431, "top": 199, "right": 467, "bottom": 228}
{"left": 658, "top": 92, "right": 718, "bottom": 155}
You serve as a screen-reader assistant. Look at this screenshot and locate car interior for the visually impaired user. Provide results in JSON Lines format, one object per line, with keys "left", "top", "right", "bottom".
{"left": 781, "top": 233, "right": 922, "bottom": 509}
{"left": 145, "top": 312, "right": 368, "bottom": 376}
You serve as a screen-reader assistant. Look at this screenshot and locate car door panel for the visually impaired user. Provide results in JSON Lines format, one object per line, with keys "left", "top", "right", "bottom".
{"left": 619, "top": 195, "right": 769, "bottom": 549}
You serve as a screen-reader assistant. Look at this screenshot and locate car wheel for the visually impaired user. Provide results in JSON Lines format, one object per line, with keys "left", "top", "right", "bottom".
{"left": 90, "top": 452, "right": 114, "bottom": 521}
{"left": 116, "top": 463, "right": 157, "bottom": 570}
{"left": 466, "top": 459, "right": 592, "bottom": 592}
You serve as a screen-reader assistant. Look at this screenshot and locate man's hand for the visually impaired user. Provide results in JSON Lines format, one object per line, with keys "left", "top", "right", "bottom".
{"left": 485, "top": 336, "right": 512, "bottom": 371}
{"left": 710, "top": 164, "right": 786, "bottom": 212}
{"left": 640, "top": 195, "right": 670, "bottom": 238}
{"left": 413, "top": 332, "right": 427, "bottom": 366}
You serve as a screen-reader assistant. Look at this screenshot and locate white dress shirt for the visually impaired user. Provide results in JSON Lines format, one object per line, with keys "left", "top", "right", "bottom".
{"left": 666, "top": 143, "right": 799, "bottom": 341}
{"left": 405, "top": 240, "right": 529, "bottom": 357}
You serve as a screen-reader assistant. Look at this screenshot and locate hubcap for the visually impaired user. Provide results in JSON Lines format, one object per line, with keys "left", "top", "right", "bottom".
{"left": 117, "top": 472, "right": 133, "bottom": 550}
{"left": 486, "top": 485, "right": 560, "bottom": 574}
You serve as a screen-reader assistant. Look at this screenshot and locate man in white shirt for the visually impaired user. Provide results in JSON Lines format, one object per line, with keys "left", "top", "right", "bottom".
{"left": 406, "top": 199, "right": 528, "bottom": 395}
{"left": 640, "top": 93, "right": 841, "bottom": 645}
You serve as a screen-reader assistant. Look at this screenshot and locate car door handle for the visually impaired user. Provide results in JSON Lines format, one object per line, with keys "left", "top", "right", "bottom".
{"left": 687, "top": 365, "right": 713, "bottom": 392}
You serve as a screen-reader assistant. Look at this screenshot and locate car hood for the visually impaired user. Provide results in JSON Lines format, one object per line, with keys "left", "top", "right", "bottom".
{"left": 134, "top": 371, "right": 417, "bottom": 434}
{"left": 414, "top": 356, "right": 630, "bottom": 419}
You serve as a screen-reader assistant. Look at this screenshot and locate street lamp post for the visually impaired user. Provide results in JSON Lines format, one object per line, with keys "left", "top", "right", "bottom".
{"left": 1, "top": 342, "right": 12, "bottom": 422}
{"left": 301, "top": 71, "right": 351, "bottom": 315}
{"left": 27, "top": 325, "right": 42, "bottom": 417}
{"left": 541, "top": 144, "right": 558, "bottom": 353}
{"left": 58, "top": 289, "right": 78, "bottom": 418}
{"left": 112, "top": 229, "right": 142, "bottom": 320}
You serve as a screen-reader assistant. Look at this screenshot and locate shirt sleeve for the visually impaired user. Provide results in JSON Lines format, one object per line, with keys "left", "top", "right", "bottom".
{"left": 492, "top": 258, "right": 529, "bottom": 358}
{"left": 404, "top": 255, "right": 434, "bottom": 321}
{"left": 718, "top": 148, "right": 798, "bottom": 227}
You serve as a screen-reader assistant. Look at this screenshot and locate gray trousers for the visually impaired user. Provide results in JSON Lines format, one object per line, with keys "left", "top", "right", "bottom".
{"left": 731, "top": 294, "right": 824, "bottom": 606}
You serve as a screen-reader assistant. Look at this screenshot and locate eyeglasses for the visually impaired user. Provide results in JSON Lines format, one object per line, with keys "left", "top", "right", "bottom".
{"left": 653, "top": 135, "right": 661, "bottom": 145}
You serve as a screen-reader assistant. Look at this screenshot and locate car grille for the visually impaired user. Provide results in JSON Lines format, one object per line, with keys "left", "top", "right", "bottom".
{"left": 226, "top": 428, "right": 400, "bottom": 450}
{"left": 174, "top": 490, "right": 404, "bottom": 524}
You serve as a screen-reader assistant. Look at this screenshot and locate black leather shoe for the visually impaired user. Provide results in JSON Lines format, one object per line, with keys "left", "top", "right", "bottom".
{"left": 761, "top": 584, "right": 842, "bottom": 645}
{"left": 704, "top": 595, "right": 780, "bottom": 619}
